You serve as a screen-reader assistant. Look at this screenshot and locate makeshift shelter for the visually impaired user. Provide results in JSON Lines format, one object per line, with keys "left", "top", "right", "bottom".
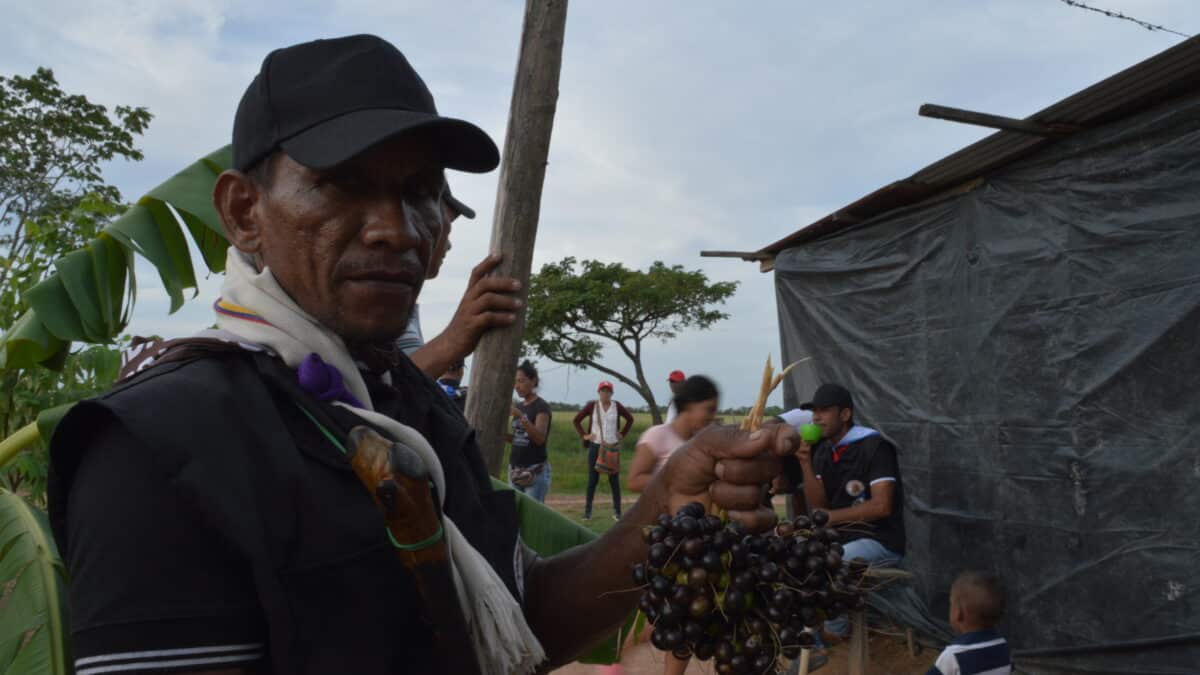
{"left": 713, "top": 37, "right": 1200, "bottom": 673}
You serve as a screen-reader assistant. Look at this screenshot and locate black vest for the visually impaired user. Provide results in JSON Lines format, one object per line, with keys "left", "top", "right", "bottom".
{"left": 49, "top": 350, "right": 521, "bottom": 673}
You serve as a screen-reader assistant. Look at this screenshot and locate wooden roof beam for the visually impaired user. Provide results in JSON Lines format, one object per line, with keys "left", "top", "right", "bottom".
{"left": 919, "top": 103, "right": 1082, "bottom": 136}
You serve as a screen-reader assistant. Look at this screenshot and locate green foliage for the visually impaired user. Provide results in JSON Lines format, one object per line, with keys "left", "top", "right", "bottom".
{"left": 1, "top": 342, "right": 125, "bottom": 501}
{"left": 0, "top": 488, "right": 70, "bottom": 674}
{"left": 524, "top": 257, "right": 738, "bottom": 423}
{"left": 0, "top": 68, "right": 160, "bottom": 499}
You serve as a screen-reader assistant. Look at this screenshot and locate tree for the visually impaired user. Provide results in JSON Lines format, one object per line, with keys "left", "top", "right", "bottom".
{"left": 523, "top": 257, "right": 738, "bottom": 424}
{"left": 0, "top": 67, "right": 151, "bottom": 499}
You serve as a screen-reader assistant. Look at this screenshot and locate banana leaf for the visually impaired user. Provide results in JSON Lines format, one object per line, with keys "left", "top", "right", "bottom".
{"left": 0, "top": 490, "right": 70, "bottom": 675}
{"left": 1, "top": 146, "right": 234, "bottom": 370}
{"left": 493, "top": 479, "right": 637, "bottom": 665}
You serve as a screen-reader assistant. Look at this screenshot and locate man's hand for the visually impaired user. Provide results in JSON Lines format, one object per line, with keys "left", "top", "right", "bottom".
{"left": 795, "top": 440, "right": 813, "bottom": 466}
{"left": 409, "top": 254, "right": 522, "bottom": 378}
{"left": 650, "top": 424, "right": 798, "bottom": 532}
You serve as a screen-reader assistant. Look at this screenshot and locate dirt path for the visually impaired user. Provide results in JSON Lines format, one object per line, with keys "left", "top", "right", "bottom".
{"left": 551, "top": 632, "right": 935, "bottom": 675}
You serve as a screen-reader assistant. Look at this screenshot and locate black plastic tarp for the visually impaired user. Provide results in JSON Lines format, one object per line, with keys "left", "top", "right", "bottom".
{"left": 774, "top": 92, "right": 1200, "bottom": 674}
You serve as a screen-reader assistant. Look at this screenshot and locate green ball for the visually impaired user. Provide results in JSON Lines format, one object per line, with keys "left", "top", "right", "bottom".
{"left": 800, "top": 423, "right": 823, "bottom": 444}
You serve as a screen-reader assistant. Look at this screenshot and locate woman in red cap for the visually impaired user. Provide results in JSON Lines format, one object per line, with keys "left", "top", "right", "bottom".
{"left": 573, "top": 381, "right": 634, "bottom": 520}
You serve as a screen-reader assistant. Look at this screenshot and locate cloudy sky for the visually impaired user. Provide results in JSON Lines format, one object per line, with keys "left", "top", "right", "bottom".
{"left": 2, "top": 0, "right": 1197, "bottom": 408}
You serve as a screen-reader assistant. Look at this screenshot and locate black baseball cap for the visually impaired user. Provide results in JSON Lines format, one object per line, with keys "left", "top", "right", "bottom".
{"left": 803, "top": 383, "right": 853, "bottom": 410}
{"left": 444, "top": 185, "right": 476, "bottom": 220}
{"left": 232, "top": 34, "right": 499, "bottom": 173}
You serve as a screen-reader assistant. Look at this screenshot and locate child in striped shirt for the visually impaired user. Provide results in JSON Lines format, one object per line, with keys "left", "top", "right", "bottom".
{"left": 928, "top": 571, "right": 1013, "bottom": 675}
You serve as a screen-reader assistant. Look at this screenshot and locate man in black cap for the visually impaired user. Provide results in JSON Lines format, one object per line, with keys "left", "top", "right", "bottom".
{"left": 792, "top": 383, "right": 905, "bottom": 639}
{"left": 48, "top": 34, "right": 797, "bottom": 675}
{"left": 396, "top": 183, "right": 511, "bottom": 380}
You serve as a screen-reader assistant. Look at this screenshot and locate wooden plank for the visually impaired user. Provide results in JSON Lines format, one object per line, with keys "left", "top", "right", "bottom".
{"left": 699, "top": 250, "right": 774, "bottom": 261}
{"left": 919, "top": 103, "right": 1079, "bottom": 136}
{"left": 464, "top": 0, "right": 570, "bottom": 476}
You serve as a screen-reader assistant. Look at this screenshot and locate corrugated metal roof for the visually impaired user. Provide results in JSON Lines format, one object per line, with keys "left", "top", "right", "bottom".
{"left": 758, "top": 35, "right": 1200, "bottom": 256}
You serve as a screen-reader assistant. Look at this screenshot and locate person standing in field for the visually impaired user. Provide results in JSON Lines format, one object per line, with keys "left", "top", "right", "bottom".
{"left": 664, "top": 369, "right": 686, "bottom": 423}
{"left": 509, "top": 360, "right": 552, "bottom": 502}
{"left": 573, "top": 381, "right": 635, "bottom": 521}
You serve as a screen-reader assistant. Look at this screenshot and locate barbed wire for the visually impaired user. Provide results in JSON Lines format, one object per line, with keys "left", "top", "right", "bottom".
{"left": 1059, "top": 0, "right": 1191, "bottom": 38}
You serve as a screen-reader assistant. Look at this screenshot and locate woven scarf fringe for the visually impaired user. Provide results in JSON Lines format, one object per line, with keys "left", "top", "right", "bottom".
{"left": 446, "top": 519, "right": 548, "bottom": 675}
{"left": 216, "top": 250, "right": 546, "bottom": 675}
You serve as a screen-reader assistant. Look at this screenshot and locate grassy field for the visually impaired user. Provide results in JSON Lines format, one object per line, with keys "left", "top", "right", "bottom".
{"left": 500, "top": 410, "right": 657, "bottom": 494}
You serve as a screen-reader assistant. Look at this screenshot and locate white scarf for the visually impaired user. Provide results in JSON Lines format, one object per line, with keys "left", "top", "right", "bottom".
{"left": 215, "top": 249, "right": 545, "bottom": 675}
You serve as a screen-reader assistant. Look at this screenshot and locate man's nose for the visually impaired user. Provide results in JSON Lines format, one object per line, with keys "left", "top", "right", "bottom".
{"left": 360, "top": 197, "right": 427, "bottom": 249}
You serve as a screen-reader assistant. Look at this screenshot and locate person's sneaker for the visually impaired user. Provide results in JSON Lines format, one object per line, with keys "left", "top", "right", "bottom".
{"left": 612, "top": 514, "right": 621, "bottom": 521}
{"left": 582, "top": 513, "right": 592, "bottom": 521}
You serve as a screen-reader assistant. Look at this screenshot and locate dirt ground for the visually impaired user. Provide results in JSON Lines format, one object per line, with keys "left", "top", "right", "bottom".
{"left": 552, "top": 630, "right": 936, "bottom": 675}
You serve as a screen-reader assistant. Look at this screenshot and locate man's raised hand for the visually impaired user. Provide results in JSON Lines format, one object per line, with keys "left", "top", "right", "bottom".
{"left": 653, "top": 423, "right": 798, "bottom": 532}
{"left": 410, "top": 253, "right": 522, "bottom": 378}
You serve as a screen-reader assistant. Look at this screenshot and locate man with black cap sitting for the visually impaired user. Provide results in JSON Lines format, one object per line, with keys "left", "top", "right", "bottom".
{"left": 47, "top": 34, "right": 798, "bottom": 675}
{"left": 792, "top": 383, "right": 905, "bottom": 639}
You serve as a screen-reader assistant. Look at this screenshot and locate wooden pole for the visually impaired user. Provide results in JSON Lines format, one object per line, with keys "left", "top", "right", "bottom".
{"left": 465, "top": 0, "right": 569, "bottom": 477}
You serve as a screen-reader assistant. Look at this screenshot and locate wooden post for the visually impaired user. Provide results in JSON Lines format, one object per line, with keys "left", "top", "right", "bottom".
{"left": 465, "top": 0, "right": 569, "bottom": 476}
{"left": 848, "top": 609, "right": 868, "bottom": 675}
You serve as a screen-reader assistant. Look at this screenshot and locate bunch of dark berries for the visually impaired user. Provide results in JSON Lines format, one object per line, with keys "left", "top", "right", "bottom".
{"left": 632, "top": 502, "right": 869, "bottom": 674}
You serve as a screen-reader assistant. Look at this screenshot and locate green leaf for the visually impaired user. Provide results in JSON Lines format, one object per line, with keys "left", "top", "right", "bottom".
{"left": 20, "top": 277, "right": 86, "bottom": 343}
{"left": 52, "top": 249, "right": 106, "bottom": 343}
{"left": 177, "top": 209, "right": 227, "bottom": 274}
{"left": 34, "top": 405, "right": 74, "bottom": 447}
{"left": 490, "top": 479, "right": 633, "bottom": 664}
{"left": 88, "top": 233, "right": 128, "bottom": 337}
{"left": 104, "top": 203, "right": 189, "bottom": 312}
{"left": 142, "top": 148, "right": 226, "bottom": 237}
{"left": 0, "top": 490, "right": 70, "bottom": 674}
{"left": 142, "top": 199, "right": 198, "bottom": 303}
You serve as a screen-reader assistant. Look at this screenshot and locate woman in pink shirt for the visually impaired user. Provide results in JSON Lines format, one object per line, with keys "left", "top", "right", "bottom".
{"left": 626, "top": 375, "right": 719, "bottom": 675}
{"left": 627, "top": 375, "right": 720, "bottom": 494}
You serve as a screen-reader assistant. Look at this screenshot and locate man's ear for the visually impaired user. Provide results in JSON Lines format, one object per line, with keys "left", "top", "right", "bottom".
{"left": 841, "top": 408, "right": 853, "bottom": 425}
{"left": 950, "top": 595, "right": 966, "bottom": 628}
{"left": 214, "top": 169, "right": 264, "bottom": 255}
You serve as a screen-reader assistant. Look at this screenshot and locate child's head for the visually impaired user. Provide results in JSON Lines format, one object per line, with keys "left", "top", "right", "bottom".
{"left": 949, "top": 571, "right": 1005, "bottom": 634}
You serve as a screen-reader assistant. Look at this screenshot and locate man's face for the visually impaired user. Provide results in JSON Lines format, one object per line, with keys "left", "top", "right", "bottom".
{"left": 598, "top": 388, "right": 613, "bottom": 403}
{"left": 669, "top": 380, "right": 683, "bottom": 396}
{"left": 811, "top": 405, "right": 851, "bottom": 440}
{"left": 248, "top": 137, "right": 441, "bottom": 345}
{"left": 426, "top": 199, "right": 456, "bottom": 280}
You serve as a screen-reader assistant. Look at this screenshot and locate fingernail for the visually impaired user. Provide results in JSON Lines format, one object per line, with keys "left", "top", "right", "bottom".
{"left": 715, "top": 462, "right": 725, "bottom": 479}
{"left": 515, "top": 299, "right": 524, "bottom": 308}
{"left": 750, "top": 429, "right": 766, "bottom": 440}
{"left": 512, "top": 281, "right": 522, "bottom": 290}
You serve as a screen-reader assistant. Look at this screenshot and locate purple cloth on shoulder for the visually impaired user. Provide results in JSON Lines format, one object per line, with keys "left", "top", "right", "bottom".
{"left": 296, "top": 352, "right": 365, "bottom": 408}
